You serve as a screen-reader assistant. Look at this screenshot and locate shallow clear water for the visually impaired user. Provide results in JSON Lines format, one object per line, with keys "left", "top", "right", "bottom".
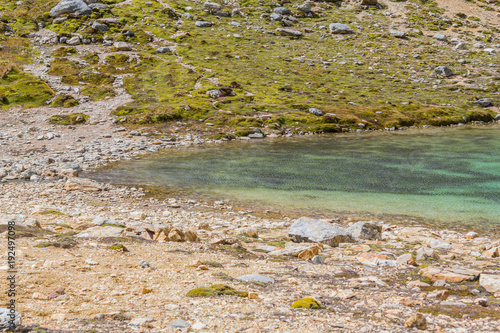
{"left": 89, "top": 124, "right": 500, "bottom": 228}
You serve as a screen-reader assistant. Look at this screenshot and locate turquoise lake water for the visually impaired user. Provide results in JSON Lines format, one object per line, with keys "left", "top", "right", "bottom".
{"left": 89, "top": 124, "right": 500, "bottom": 230}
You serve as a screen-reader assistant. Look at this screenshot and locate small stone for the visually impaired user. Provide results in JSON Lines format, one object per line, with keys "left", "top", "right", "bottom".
{"left": 477, "top": 98, "right": 493, "bottom": 107}
{"left": 248, "top": 292, "right": 259, "bottom": 299}
{"left": 277, "top": 28, "right": 303, "bottom": 38}
{"left": 435, "top": 66, "right": 453, "bottom": 77}
{"left": 141, "top": 287, "right": 153, "bottom": 294}
{"left": 156, "top": 47, "right": 171, "bottom": 54}
{"left": 465, "top": 232, "right": 478, "bottom": 239}
{"left": 477, "top": 298, "right": 488, "bottom": 307}
{"left": 309, "top": 108, "right": 323, "bottom": 116}
{"left": 166, "top": 319, "right": 190, "bottom": 329}
{"left": 329, "top": 23, "right": 354, "bottom": 34}
{"left": 389, "top": 29, "right": 406, "bottom": 38}
{"left": 428, "top": 290, "right": 449, "bottom": 300}
{"left": 236, "top": 274, "right": 275, "bottom": 283}
{"left": 433, "top": 33, "right": 447, "bottom": 41}
{"left": 192, "top": 322, "right": 207, "bottom": 330}
{"left": 195, "top": 21, "right": 213, "bottom": 28}
{"left": 32, "top": 292, "right": 48, "bottom": 300}
{"left": 405, "top": 313, "right": 427, "bottom": 330}
{"left": 311, "top": 255, "right": 325, "bottom": 264}
{"left": 114, "top": 42, "right": 132, "bottom": 51}
{"left": 129, "top": 317, "right": 153, "bottom": 327}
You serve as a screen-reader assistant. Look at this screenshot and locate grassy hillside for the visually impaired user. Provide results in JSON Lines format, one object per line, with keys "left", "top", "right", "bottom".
{"left": 0, "top": 0, "right": 499, "bottom": 136}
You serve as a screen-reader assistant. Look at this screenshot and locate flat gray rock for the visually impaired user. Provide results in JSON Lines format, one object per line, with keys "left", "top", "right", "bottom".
{"left": 389, "top": 29, "right": 406, "bottom": 38}
{"left": 288, "top": 217, "right": 354, "bottom": 247}
{"left": 156, "top": 47, "right": 172, "bottom": 54}
{"left": 196, "top": 21, "right": 213, "bottom": 28}
{"left": 329, "top": 23, "right": 354, "bottom": 34}
{"left": 236, "top": 274, "right": 275, "bottom": 283}
{"left": 167, "top": 319, "right": 191, "bottom": 329}
{"left": 50, "top": 0, "right": 92, "bottom": 17}
{"left": 277, "top": 28, "right": 303, "bottom": 38}
{"left": 433, "top": 33, "right": 447, "bottom": 41}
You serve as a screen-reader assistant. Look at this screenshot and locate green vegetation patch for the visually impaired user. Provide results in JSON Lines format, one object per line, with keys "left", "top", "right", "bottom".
{"left": 81, "top": 85, "right": 116, "bottom": 101}
{"left": 187, "top": 284, "right": 248, "bottom": 297}
{"left": 49, "top": 95, "right": 79, "bottom": 108}
{"left": 291, "top": 297, "right": 323, "bottom": 309}
{"left": 418, "top": 304, "right": 500, "bottom": 319}
{"left": 39, "top": 210, "right": 65, "bottom": 215}
{"left": 0, "top": 63, "right": 54, "bottom": 109}
{"left": 48, "top": 113, "right": 88, "bottom": 125}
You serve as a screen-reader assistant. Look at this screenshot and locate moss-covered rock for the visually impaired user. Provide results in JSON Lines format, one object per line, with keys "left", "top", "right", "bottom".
{"left": 50, "top": 95, "right": 80, "bottom": 108}
{"left": 187, "top": 284, "right": 248, "bottom": 297}
{"left": 48, "top": 113, "right": 88, "bottom": 125}
{"left": 291, "top": 297, "right": 323, "bottom": 309}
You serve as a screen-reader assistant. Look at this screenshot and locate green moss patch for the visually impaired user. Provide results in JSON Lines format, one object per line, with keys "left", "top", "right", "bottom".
{"left": 291, "top": 297, "right": 323, "bottom": 309}
{"left": 0, "top": 64, "right": 54, "bottom": 109}
{"left": 49, "top": 95, "right": 80, "bottom": 108}
{"left": 39, "top": 210, "right": 65, "bottom": 215}
{"left": 187, "top": 284, "right": 248, "bottom": 297}
{"left": 82, "top": 85, "right": 116, "bottom": 101}
{"left": 418, "top": 304, "right": 500, "bottom": 319}
{"left": 106, "top": 244, "right": 129, "bottom": 252}
{"left": 48, "top": 113, "right": 88, "bottom": 125}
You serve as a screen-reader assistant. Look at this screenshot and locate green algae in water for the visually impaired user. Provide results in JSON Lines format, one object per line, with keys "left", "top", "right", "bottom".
{"left": 89, "top": 125, "right": 500, "bottom": 229}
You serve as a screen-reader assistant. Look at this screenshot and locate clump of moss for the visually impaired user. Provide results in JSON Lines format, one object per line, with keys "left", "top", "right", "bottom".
{"left": 187, "top": 284, "right": 248, "bottom": 297}
{"left": 107, "top": 244, "right": 129, "bottom": 252}
{"left": 48, "top": 112, "right": 88, "bottom": 125}
{"left": 53, "top": 47, "right": 77, "bottom": 57}
{"left": 35, "top": 237, "right": 77, "bottom": 249}
{"left": 291, "top": 297, "right": 323, "bottom": 309}
{"left": 0, "top": 64, "right": 54, "bottom": 109}
{"left": 82, "top": 85, "right": 116, "bottom": 101}
{"left": 50, "top": 95, "right": 80, "bottom": 108}
{"left": 418, "top": 304, "right": 500, "bottom": 319}
{"left": 39, "top": 210, "right": 65, "bottom": 215}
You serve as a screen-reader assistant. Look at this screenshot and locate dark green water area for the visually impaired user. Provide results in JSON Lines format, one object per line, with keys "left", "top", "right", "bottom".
{"left": 88, "top": 124, "right": 500, "bottom": 232}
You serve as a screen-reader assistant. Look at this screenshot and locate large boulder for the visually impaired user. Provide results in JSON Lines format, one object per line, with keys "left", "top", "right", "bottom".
{"left": 347, "top": 221, "right": 382, "bottom": 240}
{"left": 49, "top": 0, "right": 93, "bottom": 18}
{"left": 479, "top": 274, "right": 500, "bottom": 295}
{"left": 288, "top": 217, "right": 354, "bottom": 247}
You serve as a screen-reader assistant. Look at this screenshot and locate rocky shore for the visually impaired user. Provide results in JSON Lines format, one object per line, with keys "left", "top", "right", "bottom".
{"left": 1, "top": 147, "right": 499, "bottom": 332}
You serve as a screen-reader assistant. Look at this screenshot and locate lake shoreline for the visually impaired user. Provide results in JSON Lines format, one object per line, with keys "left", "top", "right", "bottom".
{"left": 1, "top": 110, "right": 499, "bottom": 331}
